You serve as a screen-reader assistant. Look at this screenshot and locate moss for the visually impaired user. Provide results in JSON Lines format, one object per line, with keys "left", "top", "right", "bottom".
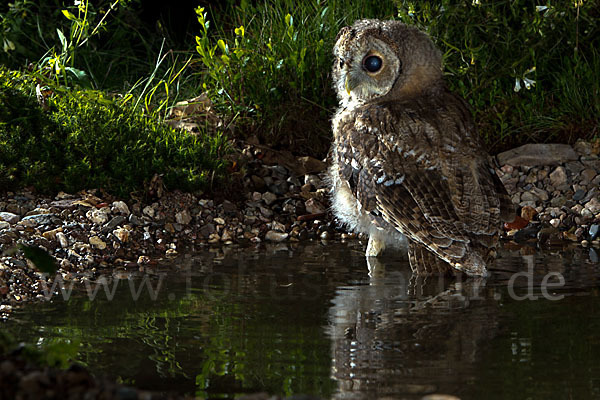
{"left": 0, "top": 67, "right": 228, "bottom": 198}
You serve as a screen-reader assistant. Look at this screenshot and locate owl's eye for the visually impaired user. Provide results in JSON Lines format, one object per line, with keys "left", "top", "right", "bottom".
{"left": 363, "top": 55, "right": 383, "bottom": 73}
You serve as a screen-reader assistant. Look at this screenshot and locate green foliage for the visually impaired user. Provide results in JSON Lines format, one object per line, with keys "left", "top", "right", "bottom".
{"left": 0, "top": 67, "right": 228, "bottom": 197}
{"left": 397, "top": 0, "right": 600, "bottom": 150}
{"left": 18, "top": 244, "right": 58, "bottom": 274}
{"left": 194, "top": 0, "right": 396, "bottom": 154}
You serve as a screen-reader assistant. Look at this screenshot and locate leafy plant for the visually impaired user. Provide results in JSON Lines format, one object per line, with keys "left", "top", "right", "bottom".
{"left": 396, "top": 0, "right": 600, "bottom": 150}
{"left": 0, "top": 67, "right": 228, "bottom": 197}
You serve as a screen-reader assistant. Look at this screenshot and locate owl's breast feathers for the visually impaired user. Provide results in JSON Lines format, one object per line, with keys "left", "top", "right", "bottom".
{"left": 333, "top": 90, "right": 515, "bottom": 272}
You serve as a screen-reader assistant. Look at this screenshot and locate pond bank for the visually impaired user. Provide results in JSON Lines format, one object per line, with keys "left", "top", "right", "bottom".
{"left": 1, "top": 140, "right": 600, "bottom": 317}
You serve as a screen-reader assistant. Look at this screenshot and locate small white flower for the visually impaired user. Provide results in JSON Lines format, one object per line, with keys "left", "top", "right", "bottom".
{"left": 523, "top": 77, "right": 536, "bottom": 90}
{"left": 472, "top": 0, "right": 481, "bottom": 5}
{"left": 536, "top": 6, "right": 548, "bottom": 12}
{"left": 514, "top": 78, "right": 522, "bottom": 92}
{"left": 2, "top": 39, "right": 15, "bottom": 52}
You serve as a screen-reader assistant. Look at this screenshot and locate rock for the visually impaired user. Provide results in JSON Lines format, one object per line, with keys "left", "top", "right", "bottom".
{"left": 128, "top": 214, "right": 142, "bottom": 226}
{"left": 270, "top": 221, "right": 286, "bottom": 232}
{"left": 589, "top": 224, "right": 600, "bottom": 241}
{"left": 0, "top": 212, "right": 19, "bottom": 224}
{"left": 565, "top": 161, "right": 585, "bottom": 175}
{"left": 166, "top": 248, "right": 178, "bottom": 258}
{"left": 573, "top": 189, "right": 586, "bottom": 202}
{"left": 296, "top": 156, "right": 327, "bottom": 174}
{"left": 549, "top": 166, "right": 568, "bottom": 187}
{"left": 521, "top": 206, "right": 537, "bottom": 221}
{"left": 265, "top": 230, "right": 288, "bottom": 242}
{"left": 41, "top": 227, "right": 62, "bottom": 240}
{"left": 221, "top": 229, "right": 233, "bottom": 242}
{"left": 56, "top": 232, "right": 69, "bottom": 248}
{"left": 200, "top": 223, "right": 216, "bottom": 238}
{"left": 102, "top": 216, "right": 126, "bottom": 233}
{"left": 175, "top": 210, "right": 192, "bottom": 225}
{"left": 142, "top": 206, "right": 155, "bottom": 218}
{"left": 89, "top": 236, "right": 107, "bottom": 250}
{"left": 113, "top": 228, "right": 129, "bottom": 243}
{"left": 87, "top": 209, "right": 109, "bottom": 225}
{"left": 260, "top": 206, "right": 274, "bottom": 218}
{"left": 214, "top": 217, "right": 225, "bottom": 225}
{"left": 20, "top": 213, "right": 59, "bottom": 227}
{"left": 305, "top": 198, "right": 326, "bottom": 214}
{"left": 111, "top": 201, "right": 130, "bottom": 216}
{"left": 549, "top": 218, "right": 561, "bottom": 228}
{"left": 579, "top": 168, "right": 597, "bottom": 184}
{"left": 574, "top": 140, "right": 593, "bottom": 156}
{"left": 262, "top": 192, "right": 277, "bottom": 206}
{"left": 0, "top": 221, "right": 9, "bottom": 230}
{"left": 497, "top": 143, "right": 579, "bottom": 166}
{"left": 585, "top": 197, "right": 600, "bottom": 214}
{"left": 520, "top": 191, "right": 537, "bottom": 202}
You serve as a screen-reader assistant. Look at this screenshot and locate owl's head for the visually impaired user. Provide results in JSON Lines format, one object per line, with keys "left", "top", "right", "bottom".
{"left": 333, "top": 20, "right": 443, "bottom": 105}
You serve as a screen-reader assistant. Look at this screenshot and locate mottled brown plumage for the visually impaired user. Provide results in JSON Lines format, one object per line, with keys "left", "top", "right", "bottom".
{"left": 328, "top": 19, "right": 514, "bottom": 276}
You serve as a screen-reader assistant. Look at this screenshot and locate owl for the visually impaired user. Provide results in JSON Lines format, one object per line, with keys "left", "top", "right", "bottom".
{"left": 328, "top": 19, "right": 515, "bottom": 276}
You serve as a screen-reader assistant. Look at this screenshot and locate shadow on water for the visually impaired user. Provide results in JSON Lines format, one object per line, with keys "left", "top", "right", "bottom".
{"left": 2, "top": 241, "right": 600, "bottom": 399}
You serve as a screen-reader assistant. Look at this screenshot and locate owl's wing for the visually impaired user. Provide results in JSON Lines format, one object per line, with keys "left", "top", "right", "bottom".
{"left": 335, "top": 102, "right": 513, "bottom": 264}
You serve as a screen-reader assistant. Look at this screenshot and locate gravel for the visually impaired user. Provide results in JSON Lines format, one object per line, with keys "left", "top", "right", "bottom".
{"left": 1, "top": 139, "right": 600, "bottom": 318}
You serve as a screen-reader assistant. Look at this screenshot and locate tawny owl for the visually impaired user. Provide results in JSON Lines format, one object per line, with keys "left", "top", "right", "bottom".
{"left": 328, "top": 19, "right": 515, "bottom": 276}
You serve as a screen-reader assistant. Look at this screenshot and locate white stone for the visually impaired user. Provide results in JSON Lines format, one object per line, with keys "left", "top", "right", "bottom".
{"left": 265, "top": 230, "right": 288, "bottom": 242}
{"left": 0, "top": 212, "right": 19, "bottom": 224}
{"left": 86, "top": 209, "right": 109, "bottom": 225}
{"left": 56, "top": 232, "right": 69, "bottom": 248}
{"left": 111, "top": 201, "right": 130, "bottom": 216}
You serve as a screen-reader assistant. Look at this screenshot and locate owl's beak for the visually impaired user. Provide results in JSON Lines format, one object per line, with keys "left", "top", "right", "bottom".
{"left": 345, "top": 75, "right": 352, "bottom": 95}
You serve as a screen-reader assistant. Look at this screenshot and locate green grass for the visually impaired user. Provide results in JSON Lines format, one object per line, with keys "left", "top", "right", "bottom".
{"left": 0, "top": 67, "right": 228, "bottom": 197}
{"left": 397, "top": 0, "right": 600, "bottom": 151}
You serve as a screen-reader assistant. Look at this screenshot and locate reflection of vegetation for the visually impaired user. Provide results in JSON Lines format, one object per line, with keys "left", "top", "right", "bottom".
{"left": 0, "top": 331, "right": 79, "bottom": 369}
{"left": 470, "top": 291, "right": 600, "bottom": 399}
{"left": 3, "top": 275, "right": 335, "bottom": 398}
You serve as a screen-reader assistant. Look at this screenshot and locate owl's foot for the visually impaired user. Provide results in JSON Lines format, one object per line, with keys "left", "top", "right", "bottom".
{"left": 366, "top": 234, "right": 386, "bottom": 257}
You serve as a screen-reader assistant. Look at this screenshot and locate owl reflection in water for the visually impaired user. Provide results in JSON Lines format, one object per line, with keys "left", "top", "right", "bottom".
{"left": 328, "top": 20, "right": 515, "bottom": 276}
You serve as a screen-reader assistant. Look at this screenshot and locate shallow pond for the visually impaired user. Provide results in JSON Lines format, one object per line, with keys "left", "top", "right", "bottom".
{"left": 3, "top": 241, "right": 600, "bottom": 399}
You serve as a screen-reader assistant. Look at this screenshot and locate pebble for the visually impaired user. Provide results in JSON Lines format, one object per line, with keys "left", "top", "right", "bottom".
{"left": 589, "top": 224, "right": 599, "bottom": 241}
{"left": 89, "top": 236, "right": 107, "bottom": 250}
{"left": 0, "top": 212, "right": 19, "bottom": 224}
{"left": 87, "top": 209, "right": 109, "bottom": 224}
{"left": 113, "top": 228, "right": 130, "bottom": 243}
{"left": 111, "top": 201, "right": 130, "bottom": 216}
{"left": 265, "top": 231, "right": 288, "bottom": 242}
{"left": 175, "top": 210, "right": 192, "bottom": 225}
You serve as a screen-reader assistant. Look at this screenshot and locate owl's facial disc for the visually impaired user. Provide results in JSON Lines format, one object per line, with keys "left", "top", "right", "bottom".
{"left": 343, "top": 37, "right": 400, "bottom": 102}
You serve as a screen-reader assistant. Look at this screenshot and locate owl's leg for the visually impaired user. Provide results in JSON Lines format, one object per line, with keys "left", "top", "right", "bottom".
{"left": 365, "top": 231, "right": 386, "bottom": 257}
{"left": 407, "top": 241, "right": 453, "bottom": 275}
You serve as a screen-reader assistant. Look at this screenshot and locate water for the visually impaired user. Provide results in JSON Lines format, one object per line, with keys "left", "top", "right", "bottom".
{"left": 3, "top": 241, "right": 600, "bottom": 399}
